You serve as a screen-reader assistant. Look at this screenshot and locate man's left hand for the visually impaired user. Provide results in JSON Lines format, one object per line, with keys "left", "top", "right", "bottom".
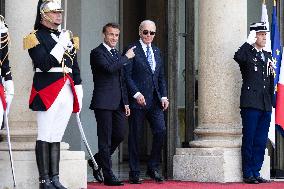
{"left": 161, "top": 99, "right": 169, "bottom": 111}
{"left": 125, "top": 105, "right": 131, "bottom": 116}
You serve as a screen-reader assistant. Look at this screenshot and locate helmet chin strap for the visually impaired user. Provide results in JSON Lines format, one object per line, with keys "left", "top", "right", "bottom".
{"left": 41, "top": 12, "right": 55, "bottom": 25}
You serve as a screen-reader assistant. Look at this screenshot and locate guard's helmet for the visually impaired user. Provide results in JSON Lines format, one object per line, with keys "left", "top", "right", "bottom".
{"left": 34, "top": 0, "right": 63, "bottom": 30}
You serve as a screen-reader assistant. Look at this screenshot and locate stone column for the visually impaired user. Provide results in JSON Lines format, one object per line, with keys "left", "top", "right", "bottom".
{"left": 0, "top": 1, "right": 86, "bottom": 188}
{"left": 173, "top": 0, "right": 270, "bottom": 182}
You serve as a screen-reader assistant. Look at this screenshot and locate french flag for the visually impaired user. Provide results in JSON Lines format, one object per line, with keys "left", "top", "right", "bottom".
{"left": 276, "top": 49, "right": 284, "bottom": 130}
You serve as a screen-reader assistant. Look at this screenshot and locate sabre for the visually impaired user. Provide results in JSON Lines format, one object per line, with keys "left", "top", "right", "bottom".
{"left": 76, "top": 113, "right": 98, "bottom": 170}
{"left": 63, "top": 0, "right": 67, "bottom": 30}
{"left": 4, "top": 111, "right": 16, "bottom": 187}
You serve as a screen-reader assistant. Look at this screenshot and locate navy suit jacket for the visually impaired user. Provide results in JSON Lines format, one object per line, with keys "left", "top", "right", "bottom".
{"left": 124, "top": 41, "right": 167, "bottom": 109}
{"left": 89, "top": 43, "right": 129, "bottom": 110}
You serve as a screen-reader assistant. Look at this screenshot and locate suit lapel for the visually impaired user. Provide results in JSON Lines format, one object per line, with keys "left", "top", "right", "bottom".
{"left": 152, "top": 46, "right": 160, "bottom": 73}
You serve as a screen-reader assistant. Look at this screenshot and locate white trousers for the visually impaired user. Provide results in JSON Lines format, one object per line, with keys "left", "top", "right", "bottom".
{"left": 37, "top": 80, "right": 73, "bottom": 142}
{"left": 0, "top": 98, "right": 4, "bottom": 125}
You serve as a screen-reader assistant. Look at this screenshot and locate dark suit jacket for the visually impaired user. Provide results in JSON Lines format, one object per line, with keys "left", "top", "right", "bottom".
{"left": 89, "top": 43, "right": 129, "bottom": 110}
{"left": 234, "top": 42, "right": 274, "bottom": 111}
{"left": 124, "top": 41, "right": 167, "bottom": 109}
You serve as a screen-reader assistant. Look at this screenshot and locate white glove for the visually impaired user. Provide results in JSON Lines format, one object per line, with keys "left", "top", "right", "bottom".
{"left": 4, "top": 80, "right": 14, "bottom": 115}
{"left": 50, "top": 31, "right": 73, "bottom": 63}
{"left": 74, "top": 84, "right": 83, "bottom": 113}
{"left": 0, "top": 26, "right": 8, "bottom": 33}
{"left": 57, "top": 30, "right": 72, "bottom": 49}
{"left": 246, "top": 30, "right": 257, "bottom": 45}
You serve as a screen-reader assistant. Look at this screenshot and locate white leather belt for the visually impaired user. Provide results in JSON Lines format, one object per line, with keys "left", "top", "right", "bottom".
{"left": 35, "top": 67, "right": 72, "bottom": 73}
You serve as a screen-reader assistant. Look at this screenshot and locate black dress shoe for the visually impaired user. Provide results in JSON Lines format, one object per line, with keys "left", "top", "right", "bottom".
{"left": 146, "top": 169, "right": 164, "bottom": 183}
{"left": 243, "top": 176, "right": 259, "bottom": 184}
{"left": 104, "top": 176, "right": 124, "bottom": 186}
{"left": 255, "top": 176, "right": 270, "bottom": 183}
{"left": 129, "top": 176, "right": 142, "bottom": 184}
{"left": 88, "top": 158, "right": 104, "bottom": 183}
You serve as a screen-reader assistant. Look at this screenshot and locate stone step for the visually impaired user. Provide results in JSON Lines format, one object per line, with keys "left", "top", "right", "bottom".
{"left": 0, "top": 141, "right": 70, "bottom": 151}
{"left": 0, "top": 129, "right": 37, "bottom": 142}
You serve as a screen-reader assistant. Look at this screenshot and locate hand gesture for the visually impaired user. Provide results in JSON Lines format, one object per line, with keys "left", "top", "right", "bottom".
{"left": 125, "top": 46, "right": 136, "bottom": 59}
{"left": 51, "top": 30, "right": 72, "bottom": 50}
{"left": 246, "top": 30, "right": 257, "bottom": 45}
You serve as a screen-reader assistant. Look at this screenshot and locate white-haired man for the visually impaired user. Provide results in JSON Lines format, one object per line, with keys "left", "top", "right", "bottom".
{"left": 124, "top": 20, "right": 168, "bottom": 184}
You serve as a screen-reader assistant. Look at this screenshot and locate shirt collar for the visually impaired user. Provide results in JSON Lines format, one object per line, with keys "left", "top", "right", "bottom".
{"left": 103, "top": 42, "right": 114, "bottom": 52}
{"left": 139, "top": 39, "right": 152, "bottom": 49}
{"left": 253, "top": 45, "right": 263, "bottom": 53}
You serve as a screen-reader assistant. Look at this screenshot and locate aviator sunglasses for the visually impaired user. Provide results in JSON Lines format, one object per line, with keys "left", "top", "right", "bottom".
{"left": 142, "top": 30, "right": 156, "bottom": 35}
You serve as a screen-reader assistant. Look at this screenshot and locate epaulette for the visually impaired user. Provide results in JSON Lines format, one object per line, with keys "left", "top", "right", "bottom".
{"left": 73, "top": 36, "right": 80, "bottom": 50}
{"left": 23, "top": 30, "right": 40, "bottom": 50}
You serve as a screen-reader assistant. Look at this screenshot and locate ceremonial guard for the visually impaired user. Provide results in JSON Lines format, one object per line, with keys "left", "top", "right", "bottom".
{"left": 234, "top": 22, "right": 274, "bottom": 184}
{"left": 0, "top": 15, "right": 14, "bottom": 128}
{"left": 24, "top": 0, "right": 83, "bottom": 189}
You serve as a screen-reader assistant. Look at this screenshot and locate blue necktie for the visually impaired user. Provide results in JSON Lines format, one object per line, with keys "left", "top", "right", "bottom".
{"left": 146, "top": 45, "right": 154, "bottom": 72}
{"left": 110, "top": 49, "right": 119, "bottom": 60}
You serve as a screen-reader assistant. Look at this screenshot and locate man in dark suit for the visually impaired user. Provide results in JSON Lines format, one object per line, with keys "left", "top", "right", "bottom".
{"left": 89, "top": 23, "right": 135, "bottom": 186}
{"left": 124, "top": 20, "right": 169, "bottom": 184}
{"left": 234, "top": 22, "right": 274, "bottom": 184}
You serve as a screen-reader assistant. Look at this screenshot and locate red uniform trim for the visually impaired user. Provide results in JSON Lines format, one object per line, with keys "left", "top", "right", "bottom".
{"left": 29, "top": 74, "right": 79, "bottom": 112}
{"left": 0, "top": 84, "right": 6, "bottom": 110}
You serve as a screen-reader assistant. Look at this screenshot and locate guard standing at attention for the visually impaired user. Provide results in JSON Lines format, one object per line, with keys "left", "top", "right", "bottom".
{"left": 0, "top": 15, "right": 14, "bottom": 129}
{"left": 234, "top": 22, "right": 274, "bottom": 184}
{"left": 24, "top": 0, "right": 83, "bottom": 188}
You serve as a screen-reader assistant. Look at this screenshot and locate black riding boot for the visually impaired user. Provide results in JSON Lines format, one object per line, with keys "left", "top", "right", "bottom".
{"left": 35, "top": 140, "right": 56, "bottom": 189}
{"left": 49, "top": 142, "right": 67, "bottom": 189}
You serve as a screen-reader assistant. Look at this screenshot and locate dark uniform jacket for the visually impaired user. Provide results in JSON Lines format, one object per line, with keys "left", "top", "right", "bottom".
{"left": 26, "top": 24, "right": 82, "bottom": 111}
{"left": 234, "top": 42, "right": 274, "bottom": 112}
{"left": 0, "top": 30, "right": 12, "bottom": 110}
{"left": 124, "top": 41, "right": 167, "bottom": 109}
{"left": 89, "top": 43, "right": 129, "bottom": 110}
{"left": 0, "top": 31, "right": 12, "bottom": 84}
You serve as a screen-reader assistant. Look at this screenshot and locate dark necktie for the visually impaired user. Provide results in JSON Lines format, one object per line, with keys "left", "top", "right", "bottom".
{"left": 110, "top": 49, "right": 119, "bottom": 60}
{"left": 257, "top": 51, "right": 264, "bottom": 61}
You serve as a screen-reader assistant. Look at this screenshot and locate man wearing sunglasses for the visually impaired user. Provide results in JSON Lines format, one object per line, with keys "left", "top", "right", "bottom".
{"left": 124, "top": 20, "right": 168, "bottom": 184}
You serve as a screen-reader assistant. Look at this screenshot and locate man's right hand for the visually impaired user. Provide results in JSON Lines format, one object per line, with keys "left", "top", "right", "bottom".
{"left": 125, "top": 46, "right": 136, "bottom": 59}
{"left": 52, "top": 30, "right": 72, "bottom": 50}
{"left": 246, "top": 30, "right": 257, "bottom": 45}
{"left": 136, "top": 94, "right": 146, "bottom": 106}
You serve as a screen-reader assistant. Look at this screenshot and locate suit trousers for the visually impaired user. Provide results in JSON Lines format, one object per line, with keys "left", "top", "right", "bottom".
{"left": 128, "top": 97, "right": 166, "bottom": 175}
{"left": 94, "top": 107, "right": 126, "bottom": 179}
{"left": 240, "top": 108, "right": 271, "bottom": 178}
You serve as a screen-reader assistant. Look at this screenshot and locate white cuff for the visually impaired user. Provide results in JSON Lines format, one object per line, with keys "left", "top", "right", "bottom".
{"left": 75, "top": 84, "right": 83, "bottom": 111}
{"left": 50, "top": 43, "right": 66, "bottom": 63}
{"left": 75, "top": 84, "right": 83, "bottom": 100}
{"left": 4, "top": 80, "right": 14, "bottom": 95}
{"left": 133, "top": 92, "right": 141, "bottom": 99}
{"left": 161, "top": 97, "right": 168, "bottom": 100}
